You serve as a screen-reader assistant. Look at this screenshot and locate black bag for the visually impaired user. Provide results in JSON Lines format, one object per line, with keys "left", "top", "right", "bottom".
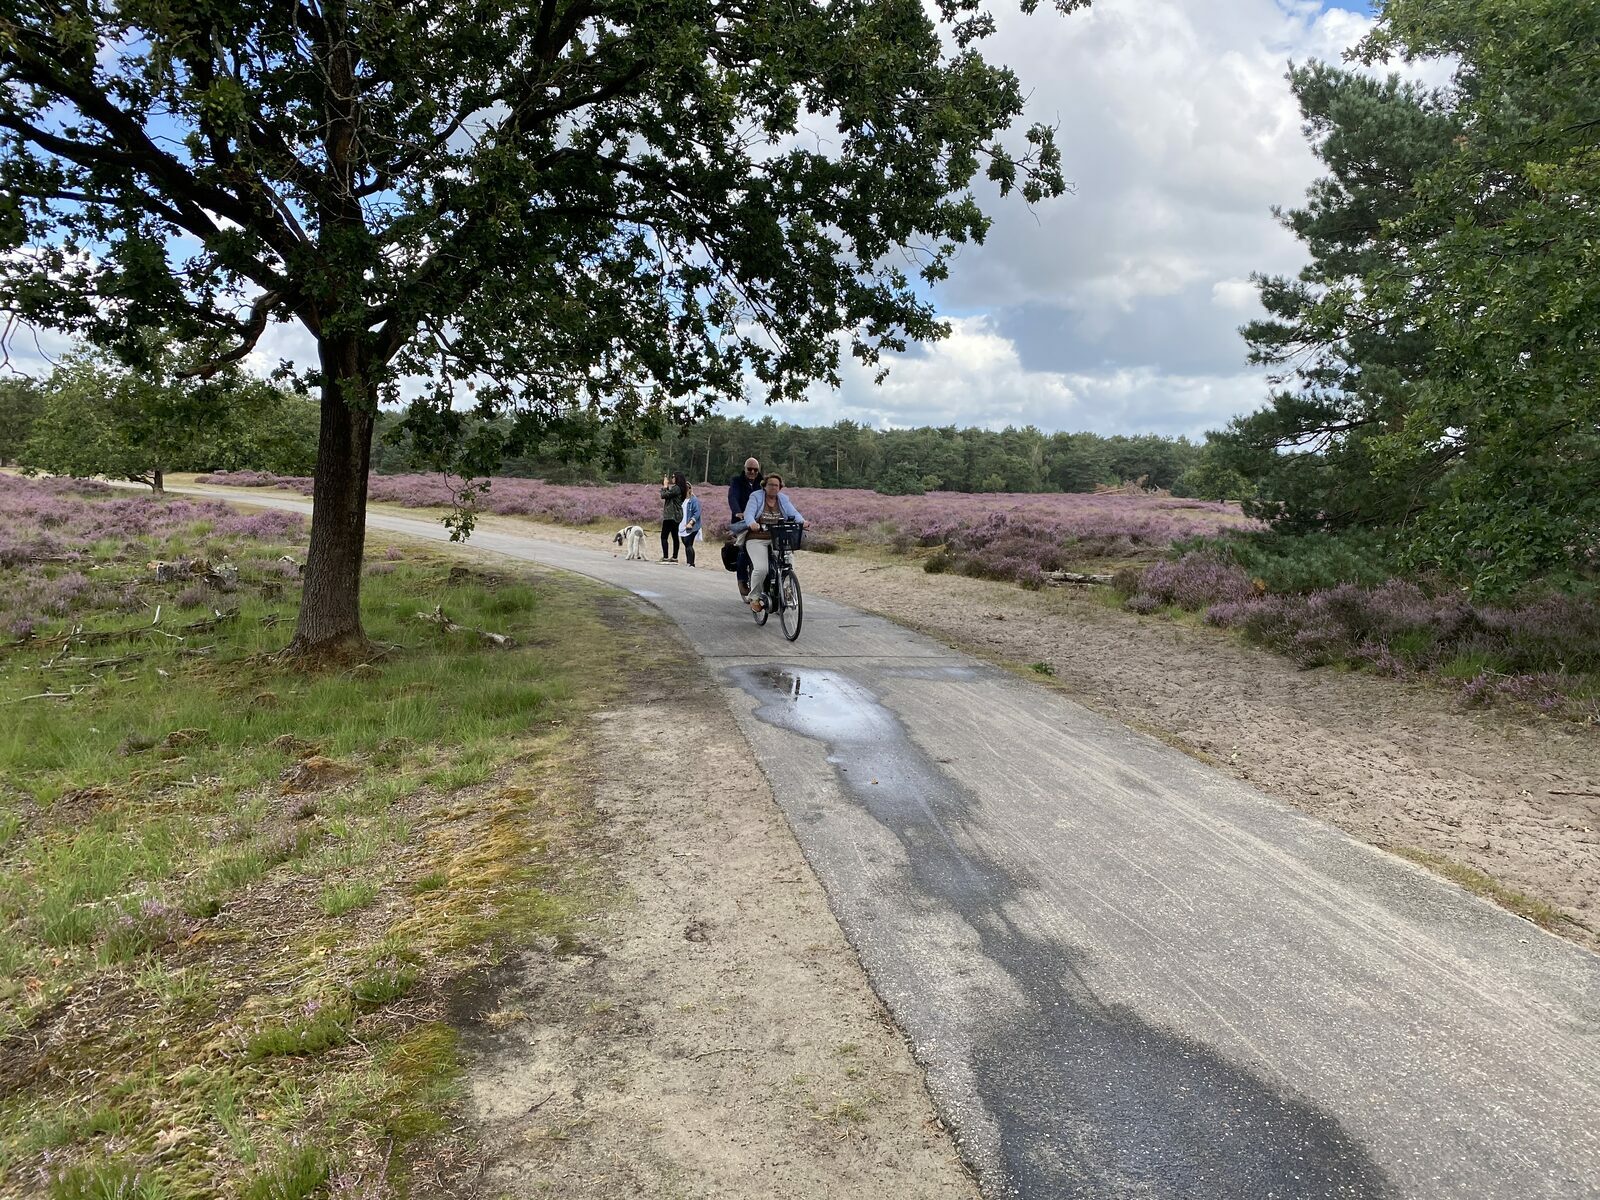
{"left": 720, "top": 541, "right": 740, "bottom": 572}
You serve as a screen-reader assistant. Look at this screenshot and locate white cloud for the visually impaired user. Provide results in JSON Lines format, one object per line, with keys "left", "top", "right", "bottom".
{"left": 782, "top": 0, "right": 1418, "bottom": 436}
{"left": 724, "top": 314, "right": 1253, "bottom": 440}
{"left": 1210, "top": 277, "right": 1262, "bottom": 312}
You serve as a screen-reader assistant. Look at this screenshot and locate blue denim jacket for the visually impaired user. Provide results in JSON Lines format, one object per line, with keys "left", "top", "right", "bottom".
{"left": 735, "top": 490, "right": 804, "bottom": 534}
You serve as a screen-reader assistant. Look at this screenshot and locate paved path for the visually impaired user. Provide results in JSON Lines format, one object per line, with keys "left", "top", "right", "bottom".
{"left": 191, "top": 486, "right": 1600, "bottom": 1198}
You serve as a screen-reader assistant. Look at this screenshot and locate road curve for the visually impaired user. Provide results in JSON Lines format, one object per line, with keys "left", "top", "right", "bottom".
{"left": 181, "top": 485, "right": 1600, "bottom": 1199}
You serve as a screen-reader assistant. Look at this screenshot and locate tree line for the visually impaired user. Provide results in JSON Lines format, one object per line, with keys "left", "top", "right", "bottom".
{"left": 389, "top": 410, "right": 1201, "bottom": 494}
{"left": 1, "top": 357, "right": 1200, "bottom": 497}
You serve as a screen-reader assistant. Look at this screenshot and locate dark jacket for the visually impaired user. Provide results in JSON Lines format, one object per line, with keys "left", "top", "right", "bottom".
{"left": 660, "top": 484, "right": 684, "bottom": 524}
{"left": 728, "top": 471, "right": 759, "bottom": 521}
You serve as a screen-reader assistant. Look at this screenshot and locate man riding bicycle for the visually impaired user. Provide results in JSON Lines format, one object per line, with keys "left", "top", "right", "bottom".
{"left": 735, "top": 472, "right": 805, "bottom": 615}
{"left": 727, "top": 456, "right": 762, "bottom": 598}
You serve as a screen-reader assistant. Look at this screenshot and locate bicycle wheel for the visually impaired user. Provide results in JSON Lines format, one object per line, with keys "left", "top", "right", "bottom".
{"left": 779, "top": 567, "right": 802, "bottom": 641}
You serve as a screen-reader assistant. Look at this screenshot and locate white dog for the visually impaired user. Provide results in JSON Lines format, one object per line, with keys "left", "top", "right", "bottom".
{"left": 613, "top": 525, "right": 646, "bottom": 560}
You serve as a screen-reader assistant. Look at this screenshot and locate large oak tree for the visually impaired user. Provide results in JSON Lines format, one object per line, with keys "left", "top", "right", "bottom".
{"left": 1, "top": 0, "right": 1084, "bottom": 655}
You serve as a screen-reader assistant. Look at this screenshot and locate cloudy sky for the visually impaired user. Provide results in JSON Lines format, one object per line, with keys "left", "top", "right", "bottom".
{"left": 764, "top": 0, "right": 1383, "bottom": 439}
{"left": 7, "top": 0, "right": 1389, "bottom": 442}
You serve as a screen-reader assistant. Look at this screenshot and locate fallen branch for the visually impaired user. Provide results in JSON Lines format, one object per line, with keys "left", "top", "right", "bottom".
{"left": 413, "top": 606, "right": 515, "bottom": 648}
{"left": 1549, "top": 790, "right": 1600, "bottom": 799}
{"left": 1043, "top": 570, "right": 1114, "bottom": 586}
{"left": 692, "top": 1046, "right": 754, "bottom": 1060}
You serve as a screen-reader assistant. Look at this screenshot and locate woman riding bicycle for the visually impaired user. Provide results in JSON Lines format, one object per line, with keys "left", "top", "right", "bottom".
{"left": 737, "top": 473, "right": 805, "bottom": 615}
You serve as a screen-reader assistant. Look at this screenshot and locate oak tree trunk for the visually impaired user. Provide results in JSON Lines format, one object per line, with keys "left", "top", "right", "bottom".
{"left": 285, "top": 342, "right": 376, "bottom": 659}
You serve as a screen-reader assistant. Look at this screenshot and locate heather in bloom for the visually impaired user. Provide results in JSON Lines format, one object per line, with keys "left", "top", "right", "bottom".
{"left": 1128, "top": 553, "right": 1256, "bottom": 612}
{"left": 0, "top": 475, "right": 308, "bottom": 639}
{"left": 1188, "top": 571, "right": 1600, "bottom": 717}
{"left": 196, "top": 471, "right": 1259, "bottom": 586}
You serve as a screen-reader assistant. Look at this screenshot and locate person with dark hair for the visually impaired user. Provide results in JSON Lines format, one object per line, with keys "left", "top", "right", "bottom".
{"left": 658, "top": 471, "right": 686, "bottom": 561}
{"left": 679, "top": 481, "right": 702, "bottom": 567}
{"left": 727, "top": 456, "right": 762, "bottom": 596}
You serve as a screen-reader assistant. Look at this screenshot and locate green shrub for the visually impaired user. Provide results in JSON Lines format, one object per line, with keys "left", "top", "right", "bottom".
{"left": 1171, "top": 529, "right": 1399, "bottom": 594}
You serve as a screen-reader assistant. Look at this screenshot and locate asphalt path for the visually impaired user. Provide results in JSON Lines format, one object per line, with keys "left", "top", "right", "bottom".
{"left": 177, "top": 485, "right": 1600, "bottom": 1199}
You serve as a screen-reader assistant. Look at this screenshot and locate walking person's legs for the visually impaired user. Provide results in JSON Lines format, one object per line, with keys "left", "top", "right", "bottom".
{"left": 683, "top": 531, "right": 697, "bottom": 566}
{"left": 660, "top": 520, "right": 679, "bottom": 560}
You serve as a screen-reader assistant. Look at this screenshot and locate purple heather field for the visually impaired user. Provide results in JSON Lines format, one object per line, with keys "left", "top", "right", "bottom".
{"left": 197, "top": 470, "right": 1257, "bottom": 568}
{"left": 0, "top": 474, "right": 305, "bottom": 639}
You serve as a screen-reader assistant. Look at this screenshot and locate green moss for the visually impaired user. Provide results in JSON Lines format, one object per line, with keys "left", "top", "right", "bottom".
{"left": 245, "top": 1003, "right": 354, "bottom": 1060}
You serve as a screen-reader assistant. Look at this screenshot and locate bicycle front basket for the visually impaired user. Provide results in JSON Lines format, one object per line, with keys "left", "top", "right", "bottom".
{"left": 772, "top": 524, "right": 803, "bottom": 551}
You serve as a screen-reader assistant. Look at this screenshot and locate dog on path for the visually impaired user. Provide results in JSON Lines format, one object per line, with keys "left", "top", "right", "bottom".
{"left": 613, "top": 525, "right": 646, "bottom": 560}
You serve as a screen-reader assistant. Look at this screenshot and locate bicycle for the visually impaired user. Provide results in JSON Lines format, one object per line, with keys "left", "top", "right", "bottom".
{"left": 750, "top": 519, "right": 804, "bottom": 642}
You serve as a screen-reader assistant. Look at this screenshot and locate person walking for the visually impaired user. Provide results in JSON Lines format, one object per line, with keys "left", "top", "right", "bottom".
{"left": 659, "top": 471, "right": 686, "bottom": 562}
{"left": 680, "top": 482, "right": 702, "bottom": 567}
{"left": 727, "top": 456, "right": 762, "bottom": 596}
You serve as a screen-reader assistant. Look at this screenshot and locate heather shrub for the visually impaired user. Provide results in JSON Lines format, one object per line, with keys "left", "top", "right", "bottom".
{"left": 1111, "top": 566, "right": 1143, "bottom": 597}
{"left": 1199, "top": 573, "right": 1600, "bottom": 715}
{"left": 1127, "top": 553, "right": 1255, "bottom": 612}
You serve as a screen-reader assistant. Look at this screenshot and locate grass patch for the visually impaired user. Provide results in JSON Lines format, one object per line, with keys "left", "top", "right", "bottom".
{"left": 45, "top": 1160, "right": 174, "bottom": 1200}
{"left": 1392, "top": 848, "right": 1577, "bottom": 931}
{"left": 0, "top": 479, "right": 659, "bottom": 1197}
{"left": 317, "top": 879, "right": 378, "bottom": 917}
{"left": 239, "top": 1144, "right": 329, "bottom": 1200}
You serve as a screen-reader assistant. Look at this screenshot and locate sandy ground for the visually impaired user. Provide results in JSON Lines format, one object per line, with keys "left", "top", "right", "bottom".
{"left": 467, "top": 513, "right": 1600, "bottom": 953}
{"left": 454, "top": 646, "right": 980, "bottom": 1198}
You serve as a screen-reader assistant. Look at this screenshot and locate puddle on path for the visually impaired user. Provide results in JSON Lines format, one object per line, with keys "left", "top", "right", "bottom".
{"left": 724, "top": 663, "right": 1392, "bottom": 1199}
{"left": 727, "top": 665, "right": 1002, "bottom": 901}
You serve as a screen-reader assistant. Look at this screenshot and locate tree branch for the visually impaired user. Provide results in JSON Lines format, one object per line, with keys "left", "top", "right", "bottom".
{"left": 175, "top": 290, "right": 284, "bottom": 379}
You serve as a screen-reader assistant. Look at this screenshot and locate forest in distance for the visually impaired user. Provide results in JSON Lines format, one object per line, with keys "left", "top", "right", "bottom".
{"left": 0, "top": 371, "right": 1203, "bottom": 498}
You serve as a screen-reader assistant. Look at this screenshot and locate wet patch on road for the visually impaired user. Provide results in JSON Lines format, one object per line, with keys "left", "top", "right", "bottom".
{"left": 728, "top": 664, "right": 1394, "bottom": 1199}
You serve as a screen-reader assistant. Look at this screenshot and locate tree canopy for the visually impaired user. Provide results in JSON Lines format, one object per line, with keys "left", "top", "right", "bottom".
{"left": 1, "top": 0, "right": 1087, "bottom": 653}
{"left": 1218, "top": 0, "right": 1598, "bottom": 595}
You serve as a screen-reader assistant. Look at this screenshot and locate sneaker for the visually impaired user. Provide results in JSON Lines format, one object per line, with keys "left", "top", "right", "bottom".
{"left": 738, "top": 582, "right": 750, "bottom": 598}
